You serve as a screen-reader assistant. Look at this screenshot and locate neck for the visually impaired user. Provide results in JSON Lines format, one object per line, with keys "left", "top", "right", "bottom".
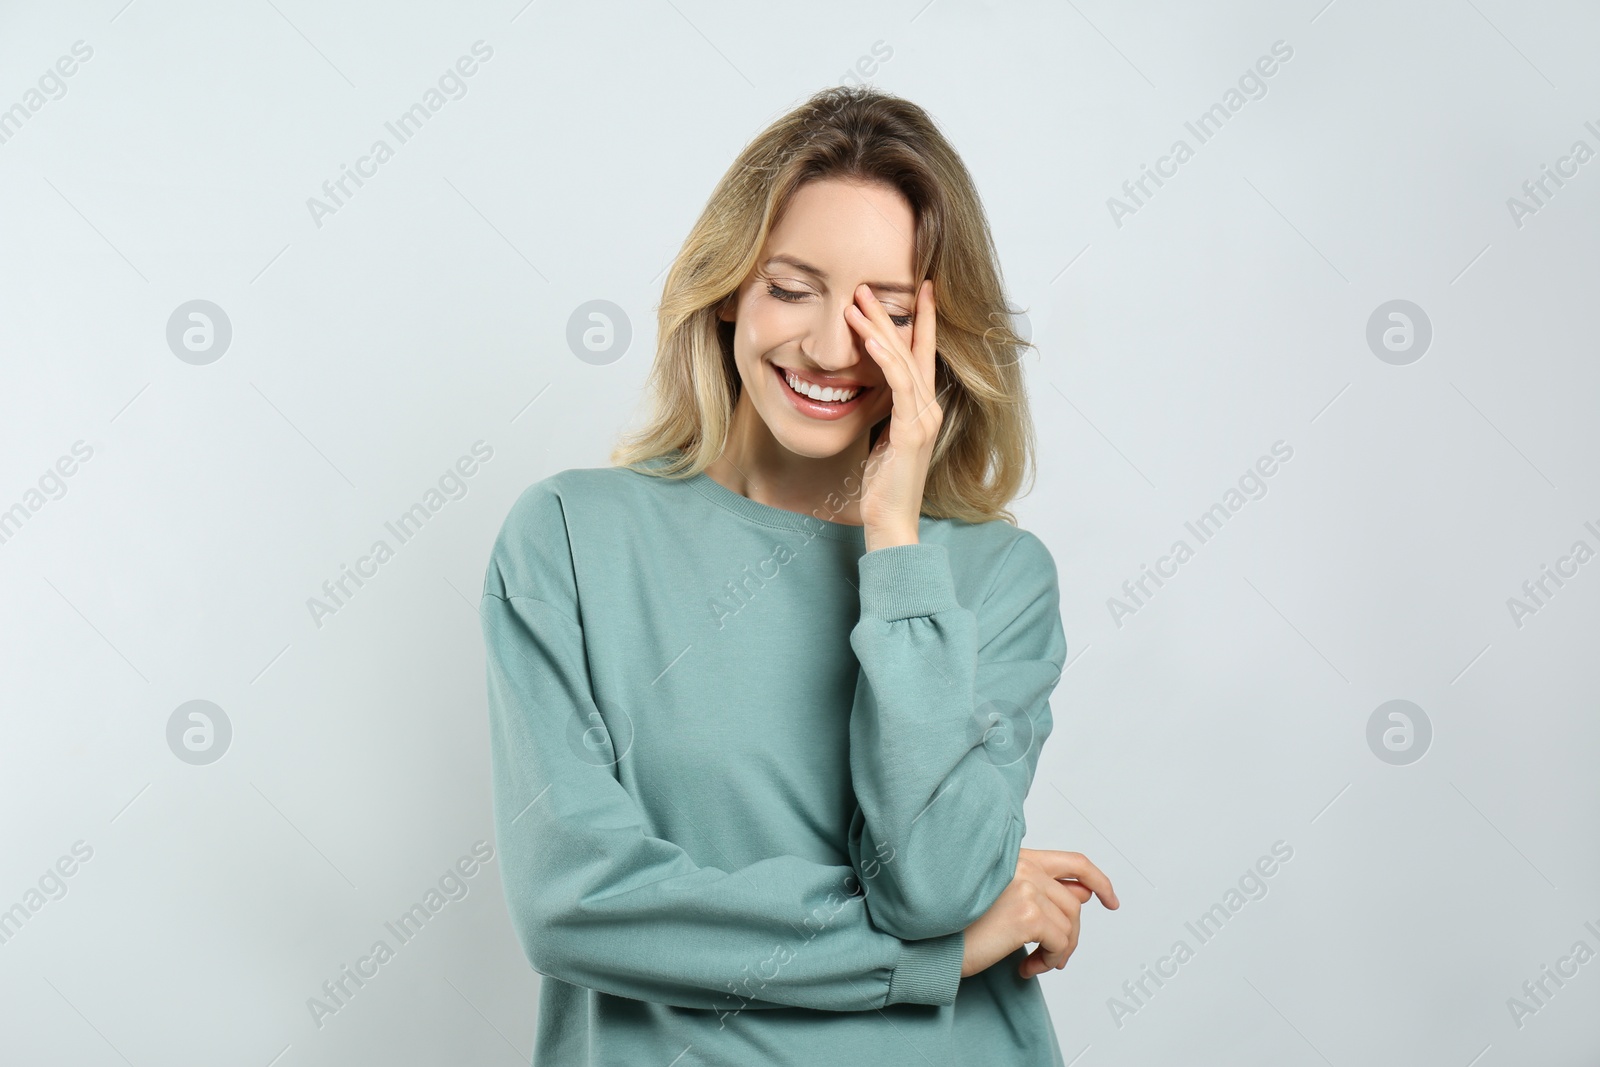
{"left": 703, "top": 394, "right": 878, "bottom": 526}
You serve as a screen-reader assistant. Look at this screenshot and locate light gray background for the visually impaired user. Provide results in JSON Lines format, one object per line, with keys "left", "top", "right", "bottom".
{"left": 2, "top": 1, "right": 1597, "bottom": 1064}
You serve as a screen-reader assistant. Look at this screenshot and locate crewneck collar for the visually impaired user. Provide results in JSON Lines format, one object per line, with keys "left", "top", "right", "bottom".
{"left": 685, "top": 468, "right": 869, "bottom": 545}
{"left": 641, "top": 450, "right": 869, "bottom": 544}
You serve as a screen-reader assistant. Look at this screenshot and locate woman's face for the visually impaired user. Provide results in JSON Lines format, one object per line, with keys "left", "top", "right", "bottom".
{"left": 718, "top": 178, "right": 919, "bottom": 460}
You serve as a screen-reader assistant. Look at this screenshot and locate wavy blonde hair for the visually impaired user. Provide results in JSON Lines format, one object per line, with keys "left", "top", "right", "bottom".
{"left": 610, "top": 84, "right": 1038, "bottom": 525}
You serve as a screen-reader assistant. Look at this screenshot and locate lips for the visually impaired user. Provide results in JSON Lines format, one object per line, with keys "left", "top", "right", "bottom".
{"left": 778, "top": 366, "right": 867, "bottom": 395}
{"left": 772, "top": 362, "right": 870, "bottom": 421}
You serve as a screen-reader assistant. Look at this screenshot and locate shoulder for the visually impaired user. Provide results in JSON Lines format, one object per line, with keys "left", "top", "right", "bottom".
{"left": 496, "top": 463, "right": 662, "bottom": 532}
{"left": 933, "top": 516, "right": 1059, "bottom": 595}
{"left": 937, "top": 518, "right": 1064, "bottom": 661}
{"left": 485, "top": 464, "right": 664, "bottom": 599}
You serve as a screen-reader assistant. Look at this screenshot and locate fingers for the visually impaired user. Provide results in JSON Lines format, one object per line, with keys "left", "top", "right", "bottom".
{"left": 1019, "top": 916, "right": 1077, "bottom": 980}
{"left": 845, "top": 284, "right": 940, "bottom": 431}
{"left": 1034, "top": 875, "right": 1083, "bottom": 971}
{"left": 1061, "top": 880, "right": 1094, "bottom": 904}
{"left": 1009, "top": 873, "right": 1079, "bottom": 980}
{"left": 844, "top": 288, "right": 909, "bottom": 381}
{"left": 1017, "top": 891, "right": 1073, "bottom": 980}
{"left": 1023, "top": 848, "right": 1120, "bottom": 911}
{"left": 854, "top": 316, "right": 923, "bottom": 423}
{"left": 1007, "top": 851, "right": 1116, "bottom": 981}
{"left": 910, "top": 278, "right": 937, "bottom": 386}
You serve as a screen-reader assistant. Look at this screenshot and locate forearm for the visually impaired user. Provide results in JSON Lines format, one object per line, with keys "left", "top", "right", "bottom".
{"left": 846, "top": 537, "right": 1066, "bottom": 940}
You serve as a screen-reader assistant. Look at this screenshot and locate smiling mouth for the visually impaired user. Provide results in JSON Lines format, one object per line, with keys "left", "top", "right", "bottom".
{"left": 776, "top": 366, "right": 869, "bottom": 402}
{"left": 772, "top": 363, "right": 872, "bottom": 418}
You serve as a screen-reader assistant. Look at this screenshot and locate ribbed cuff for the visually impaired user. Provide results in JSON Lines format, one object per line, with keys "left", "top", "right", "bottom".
{"left": 858, "top": 543, "right": 961, "bottom": 621}
{"left": 885, "top": 929, "right": 964, "bottom": 1006}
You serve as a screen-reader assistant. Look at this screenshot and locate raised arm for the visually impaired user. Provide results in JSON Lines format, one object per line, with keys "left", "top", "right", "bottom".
{"left": 845, "top": 533, "right": 1067, "bottom": 941}
{"left": 481, "top": 483, "right": 965, "bottom": 1016}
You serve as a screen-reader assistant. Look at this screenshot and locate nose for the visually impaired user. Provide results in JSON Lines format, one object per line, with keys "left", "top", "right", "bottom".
{"left": 800, "top": 296, "right": 870, "bottom": 374}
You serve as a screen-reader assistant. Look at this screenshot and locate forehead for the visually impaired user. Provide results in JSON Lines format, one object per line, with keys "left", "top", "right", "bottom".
{"left": 764, "top": 178, "right": 917, "bottom": 284}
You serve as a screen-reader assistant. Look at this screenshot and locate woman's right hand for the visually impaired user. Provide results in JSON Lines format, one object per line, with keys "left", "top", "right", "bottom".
{"left": 959, "top": 848, "right": 1120, "bottom": 979}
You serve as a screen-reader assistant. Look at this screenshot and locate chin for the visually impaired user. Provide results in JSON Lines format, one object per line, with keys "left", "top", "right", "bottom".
{"left": 769, "top": 425, "right": 859, "bottom": 460}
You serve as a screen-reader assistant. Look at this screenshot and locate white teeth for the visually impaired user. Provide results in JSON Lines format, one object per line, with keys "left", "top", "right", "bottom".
{"left": 784, "top": 371, "right": 860, "bottom": 403}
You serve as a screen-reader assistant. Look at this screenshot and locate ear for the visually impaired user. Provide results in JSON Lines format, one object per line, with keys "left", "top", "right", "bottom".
{"left": 716, "top": 293, "right": 736, "bottom": 323}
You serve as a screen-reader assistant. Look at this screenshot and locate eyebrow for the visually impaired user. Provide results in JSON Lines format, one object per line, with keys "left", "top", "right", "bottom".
{"left": 763, "top": 255, "right": 917, "bottom": 297}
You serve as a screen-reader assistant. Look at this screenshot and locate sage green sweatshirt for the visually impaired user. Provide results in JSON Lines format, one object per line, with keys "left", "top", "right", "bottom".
{"left": 480, "top": 452, "right": 1070, "bottom": 1066}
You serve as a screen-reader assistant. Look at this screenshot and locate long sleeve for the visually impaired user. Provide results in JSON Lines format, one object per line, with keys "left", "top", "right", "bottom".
{"left": 480, "top": 483, "right": 965, "bottom": 1015}
{"left": 845, "top": 534, "right": 1067, "bottom": 941}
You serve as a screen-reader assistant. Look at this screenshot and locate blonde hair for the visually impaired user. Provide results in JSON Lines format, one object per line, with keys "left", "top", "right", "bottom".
{"left": 610, "top": 84, "right": 1039, "bottom": 525}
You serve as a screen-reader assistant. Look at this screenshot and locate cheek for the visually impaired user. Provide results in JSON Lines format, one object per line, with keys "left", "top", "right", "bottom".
{"left": 745, "top": 290, "right": 795, "bottom": 327}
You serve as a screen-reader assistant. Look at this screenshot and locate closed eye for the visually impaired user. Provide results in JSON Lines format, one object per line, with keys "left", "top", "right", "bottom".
{"left": 765, "top": 281, "right": 912, "bottom": 328}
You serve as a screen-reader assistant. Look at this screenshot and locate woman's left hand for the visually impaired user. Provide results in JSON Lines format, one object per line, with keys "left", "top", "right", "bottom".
{"left": 846, "top": 278, "right": 941, "bottom": 553}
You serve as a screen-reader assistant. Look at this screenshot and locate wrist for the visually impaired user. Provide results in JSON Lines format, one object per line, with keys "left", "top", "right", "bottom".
{"left": 864, "top": 523, "right": 919, "bottom": 553}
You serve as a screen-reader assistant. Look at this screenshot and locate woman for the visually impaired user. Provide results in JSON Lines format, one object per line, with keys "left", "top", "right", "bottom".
{"left": 481, "top": 85, "right": 1119, "bottom": 1066}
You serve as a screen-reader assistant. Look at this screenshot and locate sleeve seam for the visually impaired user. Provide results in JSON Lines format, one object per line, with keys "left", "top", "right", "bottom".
{"left": 485, "top": 481, "right": 586, "bottom": 625}
{"left": 977, "top": 533, "right": 1028, "bottom": 614}
{"left": 976, "top": 533, "right": 1062, "bottom": 662}
{"left": 481, "top": 590, "right": 585, "bottom": 635}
